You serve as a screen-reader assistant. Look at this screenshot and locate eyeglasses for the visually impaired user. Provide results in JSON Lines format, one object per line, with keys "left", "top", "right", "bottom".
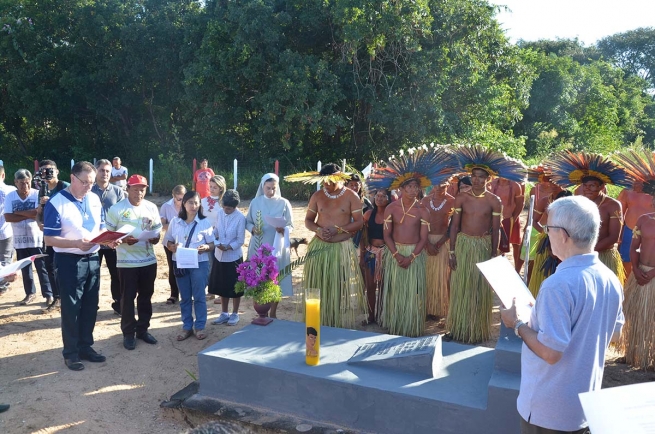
{"left": 543, "top": 225, "right": 570, "bottom": 237}
{"left": 73, "top": 173, "right": 95, "bottom": 188}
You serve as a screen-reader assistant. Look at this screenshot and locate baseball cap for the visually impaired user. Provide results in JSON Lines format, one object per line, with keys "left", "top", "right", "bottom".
{"left": 127, "top": 174, "right": 148, "bottom": 186}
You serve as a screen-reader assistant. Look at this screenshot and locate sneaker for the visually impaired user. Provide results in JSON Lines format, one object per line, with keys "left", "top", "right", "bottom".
{"left": 211, "top": 312, "right": 230, "bottom": 325}
{"left": 227, "top": 313, "right": 240, "bottom": 326}
{"left": 46, "top": 296, "right": 54, "bottom": 306}
{"left": 20, "top": 294, "right": 36, "bottom": 305}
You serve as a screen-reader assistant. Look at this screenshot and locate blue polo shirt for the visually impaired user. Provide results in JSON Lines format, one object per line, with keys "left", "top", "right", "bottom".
{"left": 43, "top": 190, "right": 105, "bottom": 255}
{"left": 518, "top": 252, "right": 624, "bottom": 431}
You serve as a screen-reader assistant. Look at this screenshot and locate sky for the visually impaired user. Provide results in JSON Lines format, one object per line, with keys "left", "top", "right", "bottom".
{"left": 489, "top": 0, "right": 655, "bottom": 45}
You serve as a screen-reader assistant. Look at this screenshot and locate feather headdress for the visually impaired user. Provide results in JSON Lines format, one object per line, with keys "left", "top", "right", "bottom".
{"left": 284, "top": 169, "right": 350, "bottom": 185}
{"left": 368, "top": 145, "right": 457, "bottom": 191}
{"left": 450, "top": 144, "right": 526, "bottom": 183}
{"left": 614, "top": 149, "right": 655, "bottom": 195}
{"left": 545, "top": 150, "right": 631, "bottom": 188}
{"left": 527, "top": 165, "right": 551, "bottom": 183}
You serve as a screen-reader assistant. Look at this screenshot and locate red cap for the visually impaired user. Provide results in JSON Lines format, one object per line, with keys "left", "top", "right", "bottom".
{"left": 127, "top": 174, "right": 148, "bottom": 187}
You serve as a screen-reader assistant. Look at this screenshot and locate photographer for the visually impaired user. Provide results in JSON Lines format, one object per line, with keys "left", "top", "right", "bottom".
{"left": 35, "top": 160, "right": 69, "bottom": 311}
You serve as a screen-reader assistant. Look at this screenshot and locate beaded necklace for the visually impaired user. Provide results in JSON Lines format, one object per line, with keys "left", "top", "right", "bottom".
{"left": 429, "top": 198, "right": 447, "bottom": 212}
{"left": 323, "top": 187, "right": 346, "bottom": 200}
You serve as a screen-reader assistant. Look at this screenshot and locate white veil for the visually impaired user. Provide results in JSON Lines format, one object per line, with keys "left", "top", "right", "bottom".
{"left": 255, "top": 173, "right": 281, "bottom": 199}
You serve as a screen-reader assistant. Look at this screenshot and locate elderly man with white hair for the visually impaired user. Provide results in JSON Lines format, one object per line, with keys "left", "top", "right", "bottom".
{"left": 501, "top": 196, "right": 624, "bottom": 434}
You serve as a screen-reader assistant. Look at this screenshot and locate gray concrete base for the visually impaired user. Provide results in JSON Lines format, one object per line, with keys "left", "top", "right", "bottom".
{"left": 186, "top": 320, "right": 523, "bottom": 434}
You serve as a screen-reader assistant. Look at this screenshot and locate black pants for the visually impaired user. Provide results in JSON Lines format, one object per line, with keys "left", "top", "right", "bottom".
{"left": 17, "top": 247, "right": 52, "bottom": 298}
{"left": 43, "top": 245, "right": 60, "bottom": 299}
{"left": 521, "top": 417, "right": 591, "bottom": 434}
{"left": 164, "top": 246, "right": 179, "bottom": 299}
{"left": 55, "top": 252, "right": 100, "bottom": 360}
{"left": 98, "top": 248, "right": 120, "bottom": 302}
{"left": 118, "top": 264, "right": 157, "bottom": 337}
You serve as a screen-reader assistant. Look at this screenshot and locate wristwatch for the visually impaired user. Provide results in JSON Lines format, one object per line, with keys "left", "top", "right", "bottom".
{"left": 514, "top": 320, "right": 525, "bottom": 338}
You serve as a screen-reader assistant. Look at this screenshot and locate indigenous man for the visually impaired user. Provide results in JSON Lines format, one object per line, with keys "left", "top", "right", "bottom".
{"left": 547, "top": 151, "right": 631, "bottom": 285}
{"left": 420, "top": 181, "right": 455, "bottom": 319}
{"left": 285, "top": 163, "right": 366, "bottom": 329}
{"left": 368, "top": 146, "right": 455, "bottom": 337}
{"left": 447, "top": 145, "right": 525, "bottom": 344}
{"left": 614, "top": 149, "right": 655, "bottom": 370}
{"left": 488, "top": 177, "right": 524, "bottom": 268}
{"left": 106, "top": 175, "right": 162, "bottom": 350}
{"left": 617, "top": 180, "right": 654, "bottom": 278}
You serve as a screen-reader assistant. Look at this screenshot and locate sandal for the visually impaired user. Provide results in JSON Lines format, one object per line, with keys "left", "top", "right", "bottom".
{"left": 166, "top": 297, "right": 178, "bottom": 305}
{"left": 176, "top": 329, "right": 193, "bottom": 341}
{"left": 195, "top": 330, "right": 207, "bottom": 340}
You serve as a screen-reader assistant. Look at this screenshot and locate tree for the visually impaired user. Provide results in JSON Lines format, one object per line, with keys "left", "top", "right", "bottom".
{"left": 597, "top": 27, "right": 655, "bottom": 89}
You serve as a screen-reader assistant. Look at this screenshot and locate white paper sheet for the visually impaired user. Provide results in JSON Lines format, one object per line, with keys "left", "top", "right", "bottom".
{"left": 0, "top": 254, "right": 48, "bottom": 278}
{"left": 136, "top": 229, "right": 160, "bottom": 241}
{"left": 264, "top": 215, "right": 287, "bottom": 229}
{"left": 175, "top": 247, "right": 199, "bottom": 269}
{"left": 476, "top": 256, "right": 535, "bottom": 320}
{"left": 579, "top": 382, "right": 655, "bottom": 434}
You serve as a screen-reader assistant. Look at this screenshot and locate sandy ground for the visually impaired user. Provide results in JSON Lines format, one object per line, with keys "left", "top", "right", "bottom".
{"left": 0, "top": 199, "right": 653, "bottom": 434}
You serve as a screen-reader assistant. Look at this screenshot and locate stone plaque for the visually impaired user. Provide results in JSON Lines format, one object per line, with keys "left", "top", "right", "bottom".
{"left": 347, "top": 335, "right": 442, "bottom": 378}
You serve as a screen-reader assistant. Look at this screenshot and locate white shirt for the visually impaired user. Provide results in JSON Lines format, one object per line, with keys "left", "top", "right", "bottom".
{"left": 111, "top": 166, "right": 128, "bottom": 188}
{"left": 4, "top": 189, "right": 41, "bottom": 249}
{"left": 213, "top": 209, "right": 245, "bottom": 263}
{"left": 163, "top": 215, "right": 215, "bottom": 262}
{"left": 0, "top": 181, "right": 16, "bottom": 240}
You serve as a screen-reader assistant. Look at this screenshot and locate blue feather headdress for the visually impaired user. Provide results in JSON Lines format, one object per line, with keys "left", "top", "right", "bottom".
{"left": 368, "top": 145, "right": 457, "bottom": 191}
{"left": 545, "top": 150, "right": 632, "bottom": 188}
{"left": 614, "top": 149, "right": 655, "bottom": 195}
{"left": 450, "top": 144, "right": 526, "bottom": 183}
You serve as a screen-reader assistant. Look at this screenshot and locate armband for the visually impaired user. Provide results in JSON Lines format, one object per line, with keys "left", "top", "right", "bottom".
{"left": 420, "top": 219, "right": 431, "bottom": 231}
{"left": 633, "top": 228, "right": 641, "bottom": 238}
{"left": 392, "top": 251, "right": 399, "bottom": 258}
{"left": 453, "top": 208, "right": 462, "bottom": 214}
{"left": 492, "top": 212, "right": 502, "bottom": 216}
{"left": 308, "top": 208, "right": 317, "bottom": 214}
{"left": 351, "top": 208, "right": 362, "bottom": 214}
{"left": 533, "top": 209, "right": 544, "bottom": 215}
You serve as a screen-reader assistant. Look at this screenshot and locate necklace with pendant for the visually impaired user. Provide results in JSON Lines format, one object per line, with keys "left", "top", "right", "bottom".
{"left": 323, "top": 187, "right": 346, "bottom": 200}
{"left": 429, "top": 198, "right": 447, "bottom": 212}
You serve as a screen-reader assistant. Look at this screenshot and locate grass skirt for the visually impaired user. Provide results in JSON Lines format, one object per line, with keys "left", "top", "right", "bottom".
{"left": 302, "top": 237, "right": 366, "bottom": 329}
{"left": 618, "top": 265, "right": 655, "bottom": 370}
{"left": 447, "top": 233, "right": 493, "bottom": 344}
{"left": 527, "top": 232, "right": 549, "bottom": 298}
{"left": 426, "top": 234, "right": 450, "bottom": 318}
{"left": 380, "top": 244, "right": 426, "bottom": 337}
{"left": 598, "top": 248, "right": 627, "bottom": 286}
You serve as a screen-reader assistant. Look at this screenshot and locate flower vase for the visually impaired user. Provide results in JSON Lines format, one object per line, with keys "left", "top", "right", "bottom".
{"left": 252, "top": 301, "right": 274, "bottom": 326}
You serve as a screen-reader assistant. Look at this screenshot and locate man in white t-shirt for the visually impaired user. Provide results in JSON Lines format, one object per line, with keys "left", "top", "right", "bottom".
{"left": 0, "top": 165, "right": 16, "bottom": 295}
{"left": 4, "top": 169, "right": 53, "bottom": 305}
{"left": 110, "top": 157, "right": 128, "bottom": 190}
{"left": 106, "top": 174, "right": 162, "bottom": 350}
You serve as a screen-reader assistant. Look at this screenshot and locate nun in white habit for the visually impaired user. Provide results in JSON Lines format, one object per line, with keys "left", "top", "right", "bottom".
{"left": 245, "top": 173, "right": 294, "bottom": 316}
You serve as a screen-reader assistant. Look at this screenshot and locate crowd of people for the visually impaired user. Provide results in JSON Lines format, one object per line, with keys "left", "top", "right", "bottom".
{"left": 1, "top": 146, "right": 653, "bottom": 431}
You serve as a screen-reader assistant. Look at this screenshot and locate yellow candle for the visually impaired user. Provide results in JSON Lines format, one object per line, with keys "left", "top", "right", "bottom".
{"left": 305, "top": 292, "right": 321, "bottom": 365}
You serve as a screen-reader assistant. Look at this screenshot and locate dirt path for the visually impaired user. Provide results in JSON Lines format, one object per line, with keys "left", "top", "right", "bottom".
{"left": 0, "top": 200, "right": 652, "bottom": 433}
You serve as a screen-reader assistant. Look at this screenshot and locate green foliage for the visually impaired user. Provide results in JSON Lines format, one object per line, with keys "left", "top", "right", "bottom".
{"left": 597, "top": 27, "right": 655, "bottom": 89}
{"left": 235, "top": 279, "right": 282, "bottom": 304}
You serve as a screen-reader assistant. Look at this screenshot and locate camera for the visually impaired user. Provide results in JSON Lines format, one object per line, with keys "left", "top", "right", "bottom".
{"left": 33, "top": 167, "right": 55, "bottom": 223}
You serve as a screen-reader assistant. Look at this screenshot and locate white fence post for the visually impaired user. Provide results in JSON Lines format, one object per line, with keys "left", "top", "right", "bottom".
{"left": 233, "top": 159, "right": 238, "bottom": 190}
{"left": 71, "top": 159, "right": 74, "bottom": 169}
{"left": 342, "top": 159, "right": 346, "bottom": 172}
{"left": 149, "top": 158, "right": 153, "bottom": 194}
{"left": 316, "top": 161, "right": 322, "bottom": 191}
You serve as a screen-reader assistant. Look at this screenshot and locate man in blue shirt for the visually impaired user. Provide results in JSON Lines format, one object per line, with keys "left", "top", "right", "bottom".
{"left": 501, "top": 196, "right": 624, "bottom": 434}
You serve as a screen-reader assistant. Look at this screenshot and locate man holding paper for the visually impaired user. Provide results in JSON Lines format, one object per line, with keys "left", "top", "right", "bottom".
{"left": 44, "top": 161, "right": 108, "bottom": 371}
{"left": 105, "top": 174, "right": 162, "bottom": 351}
{"left": 501, "top": 196, "right": 624, "bottom": 434}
